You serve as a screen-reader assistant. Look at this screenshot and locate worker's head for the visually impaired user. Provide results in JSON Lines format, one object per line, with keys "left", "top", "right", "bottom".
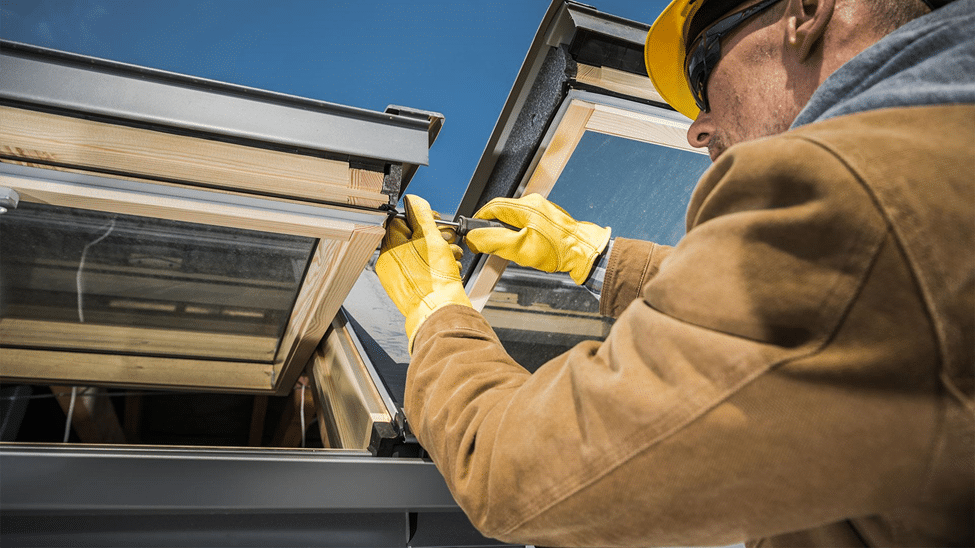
{"left": 645, "top": 0, "right": 930, "bottom": 160}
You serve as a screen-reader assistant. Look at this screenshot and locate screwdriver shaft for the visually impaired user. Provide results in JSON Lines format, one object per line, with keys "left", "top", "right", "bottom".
{"left": 391, "top": 213, "right": 512, "bottom": 237}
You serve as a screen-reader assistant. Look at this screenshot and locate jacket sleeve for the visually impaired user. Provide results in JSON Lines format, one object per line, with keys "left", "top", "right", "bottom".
{"left": 405, "top": 135, "right": 940, "bottom": 547}
{"left": 599, "top": 238, "right": 672, "bottom": 318}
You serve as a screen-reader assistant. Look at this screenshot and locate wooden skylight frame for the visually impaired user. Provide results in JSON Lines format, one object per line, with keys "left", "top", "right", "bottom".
{"left": 465, "top": 94, "right": 700, "bottom": 309}
{"left": 0, "top": 42, "right": 439, "bottom": 395}
{"left": 0, "top": 114, "right": 386, "bottom": 394}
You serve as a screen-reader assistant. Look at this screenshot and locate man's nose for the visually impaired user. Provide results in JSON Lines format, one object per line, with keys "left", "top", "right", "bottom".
{"left": 687, "top": 111, "right": 713, "bottom": 149}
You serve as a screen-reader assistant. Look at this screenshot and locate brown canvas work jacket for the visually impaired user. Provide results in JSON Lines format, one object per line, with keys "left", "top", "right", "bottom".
{"left": 405, "top": 104, "right": 975, "bottom": 547}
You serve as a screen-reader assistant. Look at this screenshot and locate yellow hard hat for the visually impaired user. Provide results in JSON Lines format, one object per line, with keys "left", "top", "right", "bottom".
{"left": 644, "top": 0, "right": 707, "bottom": 120}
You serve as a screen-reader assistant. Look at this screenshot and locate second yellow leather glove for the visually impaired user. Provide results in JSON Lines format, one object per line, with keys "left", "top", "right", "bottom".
{"left": 465, "top": 193, "right": 611, "bottom": 285}
{"left": 376, "top": 195, "right": 472, "bottom": 352}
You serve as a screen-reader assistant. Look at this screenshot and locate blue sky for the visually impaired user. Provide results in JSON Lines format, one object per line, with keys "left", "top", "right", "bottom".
{"left": 0, "top": 0, "right": 672, "bottom": 214}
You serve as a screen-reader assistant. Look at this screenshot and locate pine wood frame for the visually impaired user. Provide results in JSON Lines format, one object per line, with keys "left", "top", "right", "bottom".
{"left": 575, "top": 63, "right": 666, "bottom": 105}
{"left": 466, "top": 97, "right": 701, "bottom": 310}
{"left": 309, "top": 320, "right": 393, "bottom": 450}
{"left": 0, "top": 106, "right": 389, "bottom": 395}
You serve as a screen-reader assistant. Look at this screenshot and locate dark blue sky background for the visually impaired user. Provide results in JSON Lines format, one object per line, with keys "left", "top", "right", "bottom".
{"left": 0, "top": 0, "right": 672, "bottom": 214}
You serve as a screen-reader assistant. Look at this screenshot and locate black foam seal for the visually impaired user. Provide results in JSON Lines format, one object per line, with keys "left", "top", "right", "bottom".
{"left": 569, "top": 28, "right": 647, "bottom": 76}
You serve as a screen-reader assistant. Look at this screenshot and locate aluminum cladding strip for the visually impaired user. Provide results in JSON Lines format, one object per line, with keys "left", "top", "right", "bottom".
{"left": 0, "top": 45, "right": 431, "bottom": 167}
{"left": 0, "top": 163, "right": 387, "bottom": 226}
{"left": 0, "top": 445, "right": 459, "bottom": 512}
{"left": 566, "top": 3, "right": 651, "bottom": 46}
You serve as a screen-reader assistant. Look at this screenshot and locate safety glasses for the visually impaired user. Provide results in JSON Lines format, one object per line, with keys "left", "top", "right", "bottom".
{"left": 685, "top": 0, "right": 786, "bottom": 113}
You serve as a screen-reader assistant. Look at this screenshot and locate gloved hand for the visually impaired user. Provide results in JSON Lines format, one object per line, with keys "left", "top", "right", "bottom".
{"left": 376, "top": 195, "right": 472, "bottom": 352}
{"left": 465, "top": 193, "right": 611, "bottom": 285}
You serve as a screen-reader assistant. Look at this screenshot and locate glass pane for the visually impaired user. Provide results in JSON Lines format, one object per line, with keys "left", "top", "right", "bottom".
{"left": 482, "top": 131, "right": 711, "bottom": 371}
{"left": 0, "top": 202, "right": 316, "bottom": 362}
{"left": 548, "top": 132, "right": 711, "bottom": 245}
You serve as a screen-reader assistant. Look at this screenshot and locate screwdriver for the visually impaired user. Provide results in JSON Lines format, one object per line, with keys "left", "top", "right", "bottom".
{"left": 392, "top": 213, "right": 515, "bottom": 238}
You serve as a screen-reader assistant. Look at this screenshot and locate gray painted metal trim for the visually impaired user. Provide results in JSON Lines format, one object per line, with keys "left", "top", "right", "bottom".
{"left": 0, "top": 41, "right": 437, "bottom": 167}
{"left": 566, "top": 2, "right": 651, "bottom": 46}
{"left": 0, "top": 185, "right": 19, "bottom": 212}
{"left": 0, "top": 444, "right": 460, "bottom": 512}
{"left": 2, "top": 512, "right": 412, "bottom": 548}
{"left": 0, "top": 162, "right": 387, "bottom": 227}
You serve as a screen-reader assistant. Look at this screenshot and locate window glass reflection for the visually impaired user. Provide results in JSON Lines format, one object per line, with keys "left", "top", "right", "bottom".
{"left": 547, "top": 131, "right": 711, "bottom": 245}
{"left": 0, "top": 202, "right": 316, "bottom": 362}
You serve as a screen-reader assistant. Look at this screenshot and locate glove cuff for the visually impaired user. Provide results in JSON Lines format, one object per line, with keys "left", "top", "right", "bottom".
{"left": 568, "top": 224, "right": 612, "bottom": 285}
{"left": 406, "top": 286, "right": 473, "bottom": 354}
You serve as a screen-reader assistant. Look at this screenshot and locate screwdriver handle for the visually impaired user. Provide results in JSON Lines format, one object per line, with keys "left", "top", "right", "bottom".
{"left": 455, "top": 216, "right": 515, "bottom": 237}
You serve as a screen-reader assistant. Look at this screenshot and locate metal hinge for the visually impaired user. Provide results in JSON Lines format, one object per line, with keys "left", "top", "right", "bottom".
{"left": 0, "top": 187, "right": 20, "bottom": 214}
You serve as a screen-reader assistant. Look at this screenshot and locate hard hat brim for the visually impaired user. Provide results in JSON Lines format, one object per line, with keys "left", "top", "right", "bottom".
{"left": 645, "top": 0, "right": 703, "bottom": 120}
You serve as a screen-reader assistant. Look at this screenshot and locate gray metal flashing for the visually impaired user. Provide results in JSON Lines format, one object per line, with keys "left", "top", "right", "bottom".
{"left": 0, "top": 511, "right": 510, "bottom": 548}
{"left": 0, "top": 444, "right": 510, "bottom": 547}
{"left": 0, "top": 162, "right": 388, "bottom": 227}
{"left": 386, "top": 105, "right": 445, "bottom": 148}
{"left": 566, "top": 2, "right": 651, "bottom": 46}
{"left": 0, "top": 40, "right": 440, "bottom": 171}
{"left": 2, "top": 512, "right": 412, "bottom": 548}
{"left": 0, "top": 444, "right": 458, "bottom": 512}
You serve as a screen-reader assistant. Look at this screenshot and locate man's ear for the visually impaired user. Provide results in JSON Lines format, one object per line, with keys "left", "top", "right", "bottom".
{"left": 786, "top": 0, "right": 834, "bottom": 61}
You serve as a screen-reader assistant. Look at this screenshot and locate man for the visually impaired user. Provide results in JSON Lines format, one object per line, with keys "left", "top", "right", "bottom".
{"left": 377, "top": 0, "right": 974, "bottom": 546}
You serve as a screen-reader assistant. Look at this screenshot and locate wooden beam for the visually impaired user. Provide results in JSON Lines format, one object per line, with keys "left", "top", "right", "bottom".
{"left": 0, "top": 105, "right": 387, "bottom": 206}
{"left": 2, "top": 159, "right": 388, "bottom": 213}
{"left": 2, "top": 349, "right": 276, "bottom": 393}
{"left": 0, "top": 170, "right": 358, "bottom": 241}
{"left": 587, "top": 103, "right": 694, "bottom": 150}
{"left": 575, "top": 63, "right": 666, "bottom": 105}
{"left": 309, "top": 327, "right": 392, "bottom": 451}
{"left": 349, "top": 169, "right": 386, "bottom": 209}
{"left": 273, "top": 224, "right": 386, "bottom": 394}
{"left": 52, "top": 385, "right": 127, "bottom": 444}
{"left": 1, "top": 319, "right": 278, "bottom": 362}
{"left": 521, "top": 100, "right": 595, "bottom": 197}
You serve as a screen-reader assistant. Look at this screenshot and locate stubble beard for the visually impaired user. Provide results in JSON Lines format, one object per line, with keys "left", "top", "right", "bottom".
{"left": 710, "top": 107, "right": 796, "bottom": 161}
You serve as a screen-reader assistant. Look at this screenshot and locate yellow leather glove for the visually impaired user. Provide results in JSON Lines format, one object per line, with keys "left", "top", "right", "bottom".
{"left": 465, "top": 193, "right": 611, "bottom": 285}
{"left": 376, "top": 195, "right": 472, "bottom": 352}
